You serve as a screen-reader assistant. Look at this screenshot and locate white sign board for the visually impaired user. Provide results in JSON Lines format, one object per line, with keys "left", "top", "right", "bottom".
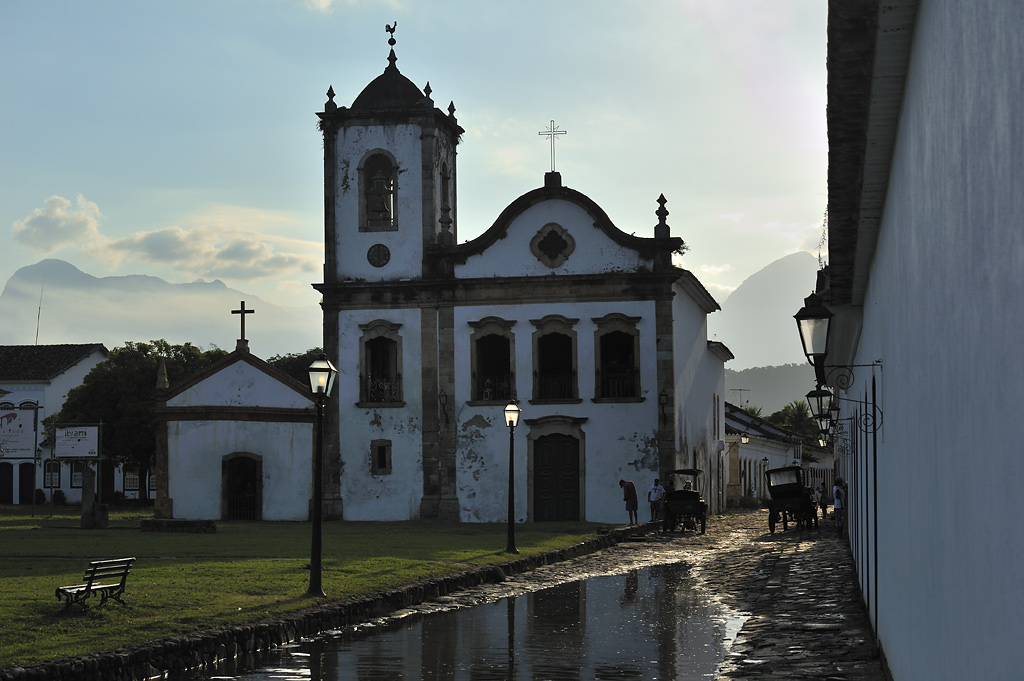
{"left": 55, "top": 426, "right": 100, "bottom": 458}
{"left": 0, "top": 408, "right": 36, "bottom": 458}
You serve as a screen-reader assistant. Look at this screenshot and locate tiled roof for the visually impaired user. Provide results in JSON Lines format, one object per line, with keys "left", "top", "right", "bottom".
{"left": 0, "top": 344, "right": 108, "bottom": 382}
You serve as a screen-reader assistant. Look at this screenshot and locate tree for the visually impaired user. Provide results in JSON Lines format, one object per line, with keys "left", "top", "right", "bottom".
{"left": 766, "top": 399, "right": 819, "bottom": 441}
{"left": 266, "top": 347, "right": 324, "bottom": 385}
{"left": 45, "top": 340, "right": 228, "bottom": 494}
{"left": 742, "top": 405, "right": 763, "bottom": 417}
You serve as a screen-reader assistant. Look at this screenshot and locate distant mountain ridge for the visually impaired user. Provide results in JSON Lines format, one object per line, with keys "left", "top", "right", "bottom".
{"left": 0, "top": 260, "right": 320, "bottom": 358}
{"left": 725, "top": 363, "right": 816, "bottom": 415}
{"left": 708, "top": 251, "right": 819, "bottom": 370}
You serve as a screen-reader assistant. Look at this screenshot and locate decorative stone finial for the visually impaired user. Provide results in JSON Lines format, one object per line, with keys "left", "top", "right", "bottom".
{"left": 156, "top": 357, "right": 169, "bottom": 390}
{"left": 655, "top": 194, "right": 670, "bottom": 238}
{"left": 448, "top": 101, "right": 456, "bottom": 118}
{"left": 325, "top": 85, "right": 337, "bottom": 112}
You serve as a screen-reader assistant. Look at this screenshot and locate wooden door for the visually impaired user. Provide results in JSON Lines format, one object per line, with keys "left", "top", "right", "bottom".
{"left": 533, "top": 434, "right": 580, "bottom": 521}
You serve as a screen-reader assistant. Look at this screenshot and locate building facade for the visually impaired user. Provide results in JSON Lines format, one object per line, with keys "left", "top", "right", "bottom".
{"left": 814, "top": 1, "right": 1022, "bottom": 677}
{"left": 314, "top": 36, "right": 731, "bottom": 525}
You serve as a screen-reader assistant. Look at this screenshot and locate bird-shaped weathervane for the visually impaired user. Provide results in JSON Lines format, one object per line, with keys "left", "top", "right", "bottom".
{"left": 386, "top": 22, "right": 397, "bottom": 46}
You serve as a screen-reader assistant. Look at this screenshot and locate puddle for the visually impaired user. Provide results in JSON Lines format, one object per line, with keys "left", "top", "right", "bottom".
{"left": 186, "top": 562, "right": 747, "bottom": 680}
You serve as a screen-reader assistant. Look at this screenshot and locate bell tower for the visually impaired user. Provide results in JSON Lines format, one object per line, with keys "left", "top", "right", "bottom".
{"left": 316, "top": 24, "right": 464, "bottom": 285}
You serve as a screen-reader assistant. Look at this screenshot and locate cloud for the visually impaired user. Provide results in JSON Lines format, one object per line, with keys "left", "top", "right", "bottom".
{"left": 12, "top": 194, "right": 103, "bottom": 253}
{"left": 700, "top": 263, "right": 734, "bottom": 276}
{"left": 15, "top": 195, "right": 320, "bottom": 282}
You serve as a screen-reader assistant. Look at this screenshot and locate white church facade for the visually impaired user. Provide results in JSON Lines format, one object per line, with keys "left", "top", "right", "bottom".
{"left": 313, "top": 32, "right": 732, "bottom": 525}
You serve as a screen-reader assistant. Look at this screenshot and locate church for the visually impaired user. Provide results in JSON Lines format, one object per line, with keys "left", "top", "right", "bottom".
{"left": 311, "top": 29, "right": 732, "bottom": 525}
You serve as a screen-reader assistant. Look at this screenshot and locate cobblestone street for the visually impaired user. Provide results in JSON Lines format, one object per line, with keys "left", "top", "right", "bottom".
{"left": 423, "top": 509, "right": 887, "bottom": 680}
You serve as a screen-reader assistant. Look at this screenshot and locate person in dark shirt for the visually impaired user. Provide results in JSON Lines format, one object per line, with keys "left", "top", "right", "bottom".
{"left": 619, "top": 479, "right": 639, "bottom": 525}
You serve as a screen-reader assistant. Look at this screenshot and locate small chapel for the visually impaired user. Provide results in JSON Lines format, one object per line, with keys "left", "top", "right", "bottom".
{"left": 312, "top": 28, "right": 732, "bottom": 525}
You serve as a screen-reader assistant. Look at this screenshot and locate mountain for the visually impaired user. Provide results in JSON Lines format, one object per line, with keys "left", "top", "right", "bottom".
{"left": 708, "top": 251, "right": 820, "bottom": 370}
{"left": 0, "top": 260, "right": 321, "bottom": 358}
{"left": 725, "top": 363, "right": 816, "bottom": 415}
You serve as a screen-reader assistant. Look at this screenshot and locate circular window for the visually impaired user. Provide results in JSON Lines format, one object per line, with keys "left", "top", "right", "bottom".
{"left": 367, "top": 243, "right": 391, "bottom": 268}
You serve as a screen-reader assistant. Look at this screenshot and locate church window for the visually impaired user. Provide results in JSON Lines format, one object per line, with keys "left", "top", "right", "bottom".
{"left": 529, "top": 223, "right": 576, "bottom": 268}
{"left": 468, "top": 317, "right": 517, "bottom": 403}
{"left": 531, "top": 315, "right": 579, "bottom": 403}
{"left": 593, "top": 314, "right": 642, "bottom": 401}
{"left": 359, "top": 151, "right": 398, "bottom": 232}
{"left": 358, "top": 320, "right": 404, "bottom": 406}
{"left": 370, "top": 439, "right": 392, "bottom": 475}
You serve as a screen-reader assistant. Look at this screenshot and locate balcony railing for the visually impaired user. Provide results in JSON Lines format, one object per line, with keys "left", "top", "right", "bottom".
{"left": 596, "top": 367, "right": 640, "bottom": 399}
{"left": 473, "top": 373, "right": 514, "bottom": 401}
{"left": 360, "top": 374, "right": 403, "bottom": 403}
{"left": 534, "top": 371, "right": 577, "bottom": 400}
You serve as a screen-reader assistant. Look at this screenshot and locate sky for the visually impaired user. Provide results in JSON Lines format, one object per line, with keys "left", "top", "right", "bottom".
{"left": 0, "top": 0, "right": 827, "bottom": 350}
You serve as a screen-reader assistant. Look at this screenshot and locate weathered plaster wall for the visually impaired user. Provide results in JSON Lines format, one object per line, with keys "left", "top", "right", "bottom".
{"left": 168, "top": 363, "right": 310, "bottom": 409}
{"left": 332, "top": 124, "right": 425, "bottom": 281}
{"left": 334, "top": 307, "right": 424, "bottom": 521}
{"left": 457, "top": 200, "right": 652, "bottom": 279}
{"left": 166, "top": 420, "right": 312, "bottom": 521}
{"left": 452, "top": 301, "right": 659, "bottom": 524}
{"left": 836, "top": 3, "right": 1024, "bottom": 678}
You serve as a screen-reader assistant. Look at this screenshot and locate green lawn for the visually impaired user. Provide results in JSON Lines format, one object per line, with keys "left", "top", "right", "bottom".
{"left": 0, "top": 505, "right": 606, "bottom": 668}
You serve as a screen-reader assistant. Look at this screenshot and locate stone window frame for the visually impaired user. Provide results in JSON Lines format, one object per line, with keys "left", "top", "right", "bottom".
{"left": 358, "top": 148, "right": 399, "bottom": 233}
{"left": 530, "top": 314, "right": 581, "bottom": 404}
{"left": 370, "top": 439, "right": 393, "bottom": 476}
{"left": 70, "top": 461, "right": 87, "bottom": 489}
{"left": 592, "top": 313, "right": 643, "bottom": 403}
{"left": 357, "top": 320, "right": 405, "bottom": 407}
{"left": 529, "top": 222, "right": 576, "bottom": 268}
{"left": 467, "top": 316, "right": 517, "bottom": 405}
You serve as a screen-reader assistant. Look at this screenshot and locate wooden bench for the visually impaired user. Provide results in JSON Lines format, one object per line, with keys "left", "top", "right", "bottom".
{"left": 55, "top": 557, "right": 136, "bottom": 610}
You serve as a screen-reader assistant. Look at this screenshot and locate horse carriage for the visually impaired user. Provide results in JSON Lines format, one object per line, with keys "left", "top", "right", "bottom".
{"left": 661, "top": 469, "right": 707, "bottom": 534}
{"left": 764, "top": 466, "right": 818, "bottom": 533}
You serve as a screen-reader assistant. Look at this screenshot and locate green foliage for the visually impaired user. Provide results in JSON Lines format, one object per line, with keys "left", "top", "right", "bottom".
{"left": 266, "top": 347, "right": 324, "bottom": 385}
{"left": 742, "top": 405, "right": 763, "bottom": 417}
{"left": 0, "top": 506, "right": 603, "bottom": 668}
{"left": 45, "top": 340, "right": 228, "bottom": 475}
{"left": 765, "top": 399, "right": 819, "bottom": 441}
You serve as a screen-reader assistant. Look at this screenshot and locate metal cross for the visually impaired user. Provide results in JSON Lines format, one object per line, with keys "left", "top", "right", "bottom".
{"left": 231, "top": 301, "right": 254, "bottom": 340}
{"left": 538, "top": 120, "right": 567, "bottom": 172}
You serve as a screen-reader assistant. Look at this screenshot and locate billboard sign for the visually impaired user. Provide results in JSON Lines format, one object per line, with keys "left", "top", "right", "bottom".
{"left": 55, "top": 426, "right": 100, "bottom": 458}
{"left": 0, "top": 407, "right": 37, "bottom": 458}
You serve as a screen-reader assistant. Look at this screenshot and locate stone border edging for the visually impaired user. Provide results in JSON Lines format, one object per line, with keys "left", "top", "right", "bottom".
{"left": 0, "top": 523, "right": 655, "bottom": 681}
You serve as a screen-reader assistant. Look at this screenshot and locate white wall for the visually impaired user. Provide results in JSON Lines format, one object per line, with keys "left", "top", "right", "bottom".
{"left": 837, "top": 3, "right": 1024, "bottom": 678}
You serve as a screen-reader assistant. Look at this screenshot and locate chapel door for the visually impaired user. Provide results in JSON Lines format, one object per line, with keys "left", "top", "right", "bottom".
{"left": 18, "top": 463, "right": 34, "bottom": 505}
{"left": 224, "top": 456, "right": 260, "bottom": 520}
{"left": 0, "top": 463, "right": 12, "bottom": 504}
{"left": 533, "top": 434, "right": 580, "bottom": 521}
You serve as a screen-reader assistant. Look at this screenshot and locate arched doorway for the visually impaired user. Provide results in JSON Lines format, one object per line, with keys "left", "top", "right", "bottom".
{"left": 533, "top": 433, "right": 580, "bottom": 521}
{"left": 18, "top": 462, "right": 34, "bottom": 505}
{"left": 0, "top": 462, "right": 13, "bottom": 504}
{"left": 222, "top": 454, "right": 262, "bottom": 520}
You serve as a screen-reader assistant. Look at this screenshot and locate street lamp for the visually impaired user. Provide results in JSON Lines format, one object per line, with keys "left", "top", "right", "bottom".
{"left": 306, "top": 354, "right": 337, "bottom": 598}
{"left": 794, "top": 292, "right": 832, "bottom": 384}
{"left": 504, "top": 401, "right": 521, "bottom": 554}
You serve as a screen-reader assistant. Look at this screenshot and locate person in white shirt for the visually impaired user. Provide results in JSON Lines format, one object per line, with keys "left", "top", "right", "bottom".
{"left": 647, "top": 478, "right": 666, "bottom": 522}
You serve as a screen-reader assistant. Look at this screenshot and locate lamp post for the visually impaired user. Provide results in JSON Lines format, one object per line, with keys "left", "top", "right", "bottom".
{"left": 504, "top": 401, "right": 521, "bottom": 554}
{"left": 306, "top": 354, "right": 337, "bottom": 598}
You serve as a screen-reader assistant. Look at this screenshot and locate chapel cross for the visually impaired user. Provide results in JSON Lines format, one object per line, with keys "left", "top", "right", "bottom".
{"left": 232, "top": 301, "right": 255, "bottom": 341}
{"left": 538, "top": 120, "right": 567, "bottom": 172}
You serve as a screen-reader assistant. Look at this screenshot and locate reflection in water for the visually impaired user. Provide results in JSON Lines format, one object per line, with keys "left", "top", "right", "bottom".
{"left": 196, "top": 562, "right": 744, "bottom": 681}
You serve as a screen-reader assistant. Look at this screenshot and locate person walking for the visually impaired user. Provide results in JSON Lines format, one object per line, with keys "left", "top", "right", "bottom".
{"left": 619, "top": 479, "right": 639, "bottom": 525}
{"left": 817, "top": 482, "right": 828, "bottom": 519}
{"left": 647, "top": 478, "right": 666, "bottom": 522}
{"left": 832, "top": 476, "right": 846, "bottom": 537}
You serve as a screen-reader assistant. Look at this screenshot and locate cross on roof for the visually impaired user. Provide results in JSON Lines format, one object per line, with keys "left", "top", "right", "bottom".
{"left": 538, "top": 120, "right": 567, "bottom": 172}
{"left": 231, "top": 301, "right": 254, "bottom": 341}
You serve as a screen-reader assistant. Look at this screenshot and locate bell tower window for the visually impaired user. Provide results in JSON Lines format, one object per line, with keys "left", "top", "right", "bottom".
{"left": 360, "top": 151, "right": 398, "bottom": 232}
